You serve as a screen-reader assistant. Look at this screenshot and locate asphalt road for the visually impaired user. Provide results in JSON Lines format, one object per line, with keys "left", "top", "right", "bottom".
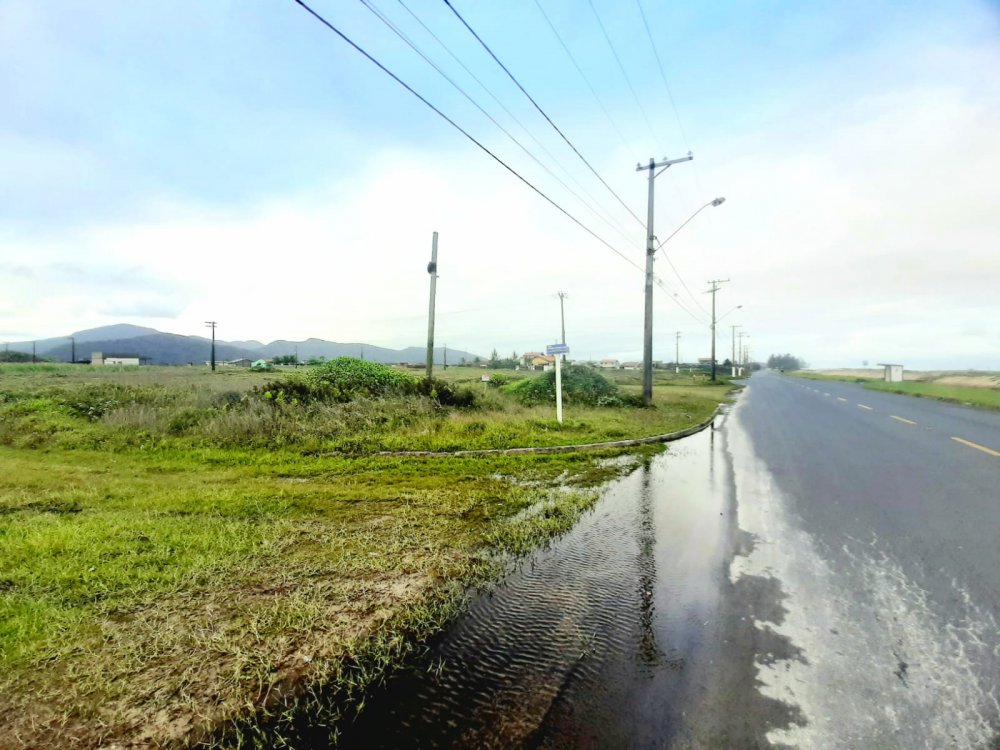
{"left": 333, "top": 370, "right": 999, "bottom": 749}
{"left": 727, "top": 370, "right": 1000, "bottom": 748}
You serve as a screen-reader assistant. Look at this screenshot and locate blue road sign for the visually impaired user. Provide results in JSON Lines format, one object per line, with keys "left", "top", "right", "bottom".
{"left": 546, "top": 343, "right": 570, "bottom": 355}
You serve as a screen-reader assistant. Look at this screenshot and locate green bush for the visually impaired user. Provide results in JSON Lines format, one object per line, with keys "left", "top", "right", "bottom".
{"left": 507, "top": 365, "right": 640, "bottom": 407}
{"left": 249, "top": 359, "right": 478, "bottom": 408}
{"left": 306, "top": 358, "right": 416, "bottom": 401}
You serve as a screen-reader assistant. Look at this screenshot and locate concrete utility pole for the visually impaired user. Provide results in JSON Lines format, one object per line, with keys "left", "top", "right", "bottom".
{"left": 730, "top": 324, "right": 743, "bottom": 376}
{"left": 675, "top": 331, "right": 681, "bottom": 374}
{"left": 557, "top": 291, "right": 568, "bottom": 363}
{"left": 737, "top": 330, "right": 748, "bottom": 370}
{"left": 426, "top": 231, "right": 439, "bottom": 381}
{"left": 32, "top": 341, "right": 36, "bottom": 364}
{"left": 69, "top": 336, "right": 75, "bottom": 364}
{"left": 205, "top": 321, "right": 217, "bottom": 371}
{"left": 706, "top": 279, "right": 729, "bottom": 381}
{"left": 637, "top": 154, "right": 693, "bottom": 406}
{"left": 443, "top": 343, "right": 447, "bottom": 370}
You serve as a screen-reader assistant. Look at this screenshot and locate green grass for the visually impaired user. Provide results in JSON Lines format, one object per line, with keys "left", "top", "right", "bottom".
{"left": 792, "top": 370, "right": 1000, "bottom": 410}
{"left": 862, "top": 381, "right": 1000, "bottom": 410}
{"left": 0, "top": 363, "right": 732, "bottom": 746}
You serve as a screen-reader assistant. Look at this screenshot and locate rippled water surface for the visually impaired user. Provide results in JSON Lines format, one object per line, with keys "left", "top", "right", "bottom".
{"left": 337, "top": 415, "right": 737, "bottom": 748}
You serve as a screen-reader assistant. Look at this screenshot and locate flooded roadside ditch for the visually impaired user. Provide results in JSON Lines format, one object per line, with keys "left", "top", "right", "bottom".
{"left": 333, "top": 408, "right": 753, "bottom": 748}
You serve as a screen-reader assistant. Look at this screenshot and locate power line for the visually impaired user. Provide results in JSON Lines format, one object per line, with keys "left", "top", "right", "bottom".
{"left": 291, "top": 0, "right": 644, "bottom": 274}
{"left": 634, "top": 0, "right": 690, "bottom": 151}
{"left": 440, "top": 0, "right": 646, "bottom": 228}
{"left": 396, "top": 0, "right": 635, "bottom": 241}
{"left": 360, "top": 0, "right": 637, "bottom": 247}
{"left": 586, "top": 0, "right": 659, "bottom": 149}
{"left": 531, "top": 0, "right": 631, "bottom": 153}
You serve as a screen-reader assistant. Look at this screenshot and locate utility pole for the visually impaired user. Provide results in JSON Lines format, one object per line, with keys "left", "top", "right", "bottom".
{"left": 69, "top": 336, "right": 75, "bottom": 364}
{"left": 730, "top": 324, "right": 743, "bottom": 376}
{"left": 737, "top": 330, "right": 747, "bottom": 372}
{"left": 426, "top": 231, "right": 439, "bottom": 381}
{"left": 637, "top": 154, "right": 694, "bottom": 406}
{"left": 706, "top": 279, "right": 729, "bottom": 381}
{"left": 675, "top": 331, "right": 681, "bottom": 374}
{"left": 443, "top": 343, "right": 447, "bottom": 370}
{"left": 32, "top": 341, "right": 36, "bottom": 364}
{"left": 557, "top": 291, "right": 568, "bottom": 363}
{"left": 205, "top": 321, "right": 217, "bottom": 371}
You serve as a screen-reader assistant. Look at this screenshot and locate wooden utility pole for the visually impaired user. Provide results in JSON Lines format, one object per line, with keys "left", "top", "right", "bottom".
{"left": 205, "top": 321, "right": 217, "bottom": 371}
{"left": 425, "top": 232, "right": 439, "bottom": 381}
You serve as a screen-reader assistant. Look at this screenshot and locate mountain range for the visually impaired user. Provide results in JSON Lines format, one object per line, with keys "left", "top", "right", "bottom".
{"left": 4, "top": 324, "right": 482, "bottom": 366}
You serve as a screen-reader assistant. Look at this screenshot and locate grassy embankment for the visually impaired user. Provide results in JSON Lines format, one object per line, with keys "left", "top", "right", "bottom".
{"left": 0, "top": 362, "right": 733, "bottom": 748}
{"left": 793, "top": 369, "right": 1000, "bottom": 410}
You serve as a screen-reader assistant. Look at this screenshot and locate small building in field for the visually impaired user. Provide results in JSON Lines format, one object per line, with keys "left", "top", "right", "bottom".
{"left": 227, "top": 358, "right": 254, "bottom": 368}
{"left": 91, "top": 352, "right": 144, "bottom": 366}
{"left": 521, "top": 352, "right": 544, "bottom": 368}
{"left": 878, "top": 363, "right": 904, "bottom": 382}
{"left": 621, "top": 361, "right": 642, "bottom": 371}
{"left": 528, "top": 355, "right": 556, "bottom": 371}
{"left": 598, "top": 358, "right": 620, "bottom": 369}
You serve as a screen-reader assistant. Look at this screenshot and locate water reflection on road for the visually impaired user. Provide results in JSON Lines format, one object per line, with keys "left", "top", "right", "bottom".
{"left": 337, "top": 412, "right": 739, "bottom": 748}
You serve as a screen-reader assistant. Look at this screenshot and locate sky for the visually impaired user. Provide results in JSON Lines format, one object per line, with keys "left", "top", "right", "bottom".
{"left": 2, "top": 0, "right": 998, "bottom": 369}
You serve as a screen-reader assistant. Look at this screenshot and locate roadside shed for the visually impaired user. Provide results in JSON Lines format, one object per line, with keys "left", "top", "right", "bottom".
{"left": 877, "top": 363, "right": 904, "bottom": 382}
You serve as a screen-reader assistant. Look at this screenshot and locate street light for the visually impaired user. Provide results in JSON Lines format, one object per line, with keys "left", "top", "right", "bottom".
{"left": 711, "top": 304, "right": 741, "bottom": 381}
{"left": 654, "top": 197, "right": 726, "bottom": 254}
{"left": 640, "top": 195, "right": 727, "bottom": 405}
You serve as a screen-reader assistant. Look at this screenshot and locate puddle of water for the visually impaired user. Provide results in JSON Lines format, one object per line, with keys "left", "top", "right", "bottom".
{"left": 336, "top": 419, "right": 738, "bottom": 748}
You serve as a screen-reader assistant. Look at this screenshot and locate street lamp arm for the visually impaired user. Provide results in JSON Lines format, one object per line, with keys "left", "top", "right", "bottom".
{"left": 654, "top": 197, "right": 725, "bottom": 254}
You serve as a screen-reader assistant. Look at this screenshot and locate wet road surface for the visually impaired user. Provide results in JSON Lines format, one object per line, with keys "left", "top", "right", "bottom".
{"left": 336, "top": 372, "right": 999, "bottom": 748}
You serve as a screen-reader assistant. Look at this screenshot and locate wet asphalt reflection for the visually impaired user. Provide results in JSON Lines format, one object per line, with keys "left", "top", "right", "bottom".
{"left": 337, "top": 411, "right": 745, "bottom": 748}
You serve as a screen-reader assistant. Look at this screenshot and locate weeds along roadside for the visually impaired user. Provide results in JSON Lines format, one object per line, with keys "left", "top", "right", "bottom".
{"left": 0, "top": 362, "right": 728, "bottom": 747}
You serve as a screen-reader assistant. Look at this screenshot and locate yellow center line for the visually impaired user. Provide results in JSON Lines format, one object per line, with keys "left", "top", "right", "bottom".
{"left": 890, "top": 415, "right": 916, "bottom": 425}
{"left": 857, "top": 404, "right": 873, "bottom": 411}
{"left": 951, "top": 437, "right": 1000, "bottom": 457}
{"left": 837, "top": 397, "right": 847, "bottom": 402}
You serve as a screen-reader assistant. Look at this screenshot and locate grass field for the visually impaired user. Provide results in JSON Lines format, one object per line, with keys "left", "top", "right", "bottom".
{"left": 0, "top": 363, "right": 733, "bottom": 748}
{"left": 794, "top": 370, "right": 1000, "bottom": 410}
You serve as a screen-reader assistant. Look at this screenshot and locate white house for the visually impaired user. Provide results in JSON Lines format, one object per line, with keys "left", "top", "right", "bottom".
{"left": 91, "top": 352, "right": 142, "bottom": 366}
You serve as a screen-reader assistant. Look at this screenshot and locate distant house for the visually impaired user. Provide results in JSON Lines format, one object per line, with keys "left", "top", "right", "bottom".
{"left": 521, "top": 352, "right": 544, "bottom": 368}
{"left": 91, "top": 352, "right": 145, "bottom": 366}
{"left": 528, "top": 355, "right": 556, "bottom": 371}
{"left": 621, "top": 361, "right": 642, "bottom": 371}
{"left": 226, "top": 358, "right": 254, "bottom": 368}
{"left": 598, "top": 358, "right": 620, "bottom": 369}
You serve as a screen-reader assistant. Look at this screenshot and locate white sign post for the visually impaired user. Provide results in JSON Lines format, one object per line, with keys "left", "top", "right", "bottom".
{"left": 546, "top": 343, "right": 570, "bottom": 424}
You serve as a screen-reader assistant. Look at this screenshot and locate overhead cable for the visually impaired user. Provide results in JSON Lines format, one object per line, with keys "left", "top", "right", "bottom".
{"left": 440, "top": 0, "right": 646, "bottom": 229}
{"left": 360, "top": 0, "right": 636, "bottom": 246}
{"left": 291, "top": 0, "right": 644, "bottom": 274}
{"left": 396, "top": 0, "right": 635, "bottom": 240}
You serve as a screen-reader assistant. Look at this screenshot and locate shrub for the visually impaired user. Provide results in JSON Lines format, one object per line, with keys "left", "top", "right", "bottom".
{"left": 507, "top": 365, "right": 636, "bottom": 407}
{"left": 306, "top": 358, "right": 416, "bottom": 401}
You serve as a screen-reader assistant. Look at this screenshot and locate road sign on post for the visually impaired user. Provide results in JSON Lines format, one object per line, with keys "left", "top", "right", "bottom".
{"left": 546, "top": 343, "right": 570, "bottom": 423}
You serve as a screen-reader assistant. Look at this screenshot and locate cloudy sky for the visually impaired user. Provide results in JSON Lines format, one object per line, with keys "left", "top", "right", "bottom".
{"left": 2, "top": 0, "right": 998, "bottom": 368}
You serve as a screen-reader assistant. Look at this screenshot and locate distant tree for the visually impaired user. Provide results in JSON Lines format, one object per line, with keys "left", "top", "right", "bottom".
{"left": 511, "top": 350, "right": 518, "bottom": 361}
{"left": 767, "top": 353, "right": 807, "bottom": 371}
{"left": 473, "top": 356, "right": 481, "bottom": 364}
{"left": 489, "top": 348, "right": 499, "bottom": 366}
{"left": 0, "top": 351, "right": 32, "bottom": 363}
{"left": 306, "top": 356, "right": 326, "bottom": 366}
{"left": 272, "top": 354, "right": 299, "bottom": 365}
{"left": 460, "top": 357, "right": 467, "bottom": 365}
